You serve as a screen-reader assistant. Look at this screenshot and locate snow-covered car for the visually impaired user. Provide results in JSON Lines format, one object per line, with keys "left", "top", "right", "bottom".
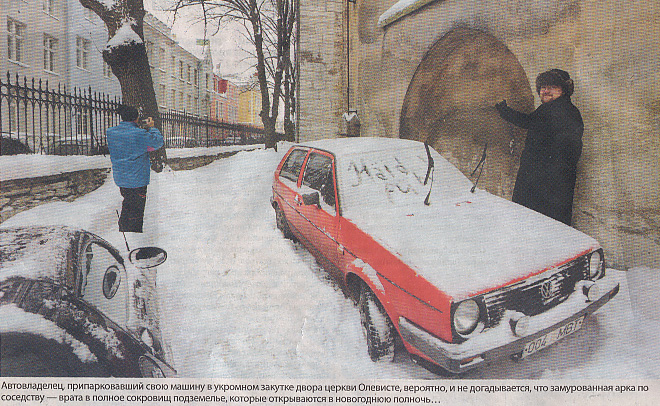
{"left": 270, "top": 138, "right": 620, "bottom": 374}
{"left": 0, "top": 226, "right": 175, "bottom": 377}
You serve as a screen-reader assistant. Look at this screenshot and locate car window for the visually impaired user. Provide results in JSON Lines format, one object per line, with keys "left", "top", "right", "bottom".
{"left": 302, "top": 152, "right": 336, "bottom": 210}
{"left": 279, "top": 149, "right": 308, "bottom": 183}
{"left": 80, "top": 242, "right": 128, "bottom": 326}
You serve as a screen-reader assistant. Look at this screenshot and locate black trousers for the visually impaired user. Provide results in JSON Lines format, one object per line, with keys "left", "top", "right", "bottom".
{"left": 119, "top": 186, "right": 147, "bottom": 233}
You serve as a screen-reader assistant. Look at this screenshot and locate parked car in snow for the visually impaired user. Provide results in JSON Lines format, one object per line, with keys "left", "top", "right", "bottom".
{"left": 0, "top": 226, "right": 175, "bottom": 377}
{"left": 271, "top": 138, "right": 620, "bottom": 374}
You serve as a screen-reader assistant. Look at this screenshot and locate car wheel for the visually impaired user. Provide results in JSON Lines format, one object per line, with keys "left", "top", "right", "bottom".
{"left": 275, "top": 206, "right": 296, "bottom": 241}
{"left": 359, "top": 283, "right": 396, "bottom": 362}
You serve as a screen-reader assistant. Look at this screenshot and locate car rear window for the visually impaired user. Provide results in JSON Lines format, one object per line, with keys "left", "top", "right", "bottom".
{"left": 279, "top": 149, "right": 307, "bottom": 183}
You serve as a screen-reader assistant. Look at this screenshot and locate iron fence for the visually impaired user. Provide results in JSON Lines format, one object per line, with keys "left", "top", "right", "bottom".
{"left": 0, "top": 73, "right": 120, "bottom": 156}
{"left": 0, "top": 73, "right": 274, "bottom": 156}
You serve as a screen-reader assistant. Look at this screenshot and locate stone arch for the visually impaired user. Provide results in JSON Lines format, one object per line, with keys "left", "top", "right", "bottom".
{"left": 399, "top": 27, "right": 534, "bottom": 199}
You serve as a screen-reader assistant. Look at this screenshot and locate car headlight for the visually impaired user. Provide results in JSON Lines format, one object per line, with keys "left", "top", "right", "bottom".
{"left": 453, "top": 299, "right": 482, "bottom": 336}
{"left": 588, "top": 250, "right": 604, "bottom": 280}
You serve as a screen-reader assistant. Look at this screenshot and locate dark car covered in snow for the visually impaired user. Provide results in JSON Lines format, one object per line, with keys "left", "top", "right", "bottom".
{"left": 0, "top": 226, "right": 175, "bottom": 377}
{"left": 271, "top": 138, "right": 620, "bottom": 374}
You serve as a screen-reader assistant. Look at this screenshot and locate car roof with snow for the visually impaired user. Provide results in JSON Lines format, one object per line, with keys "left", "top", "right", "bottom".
{"left": 0, "top": 226, "right": 84, "bottom": 286}
{"left": 299, "top": 137, "right": 474, "bottom": 211}
{"left": 300, "top": 136, "right": 424, "bottom": 157}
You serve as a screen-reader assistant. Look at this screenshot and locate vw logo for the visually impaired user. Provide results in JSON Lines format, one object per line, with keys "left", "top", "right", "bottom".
{"left": 540, "top": 280, "right": 554, "bottom": 301}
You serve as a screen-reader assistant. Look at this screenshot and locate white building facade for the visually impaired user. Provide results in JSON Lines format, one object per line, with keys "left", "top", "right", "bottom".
{"left": 2, "top": 0, "right": 213, "bottom": 115}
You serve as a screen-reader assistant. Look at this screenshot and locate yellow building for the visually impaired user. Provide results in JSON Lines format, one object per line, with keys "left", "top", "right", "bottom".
{"left": 238, "top": 86, "right": 262, "bottom": 127}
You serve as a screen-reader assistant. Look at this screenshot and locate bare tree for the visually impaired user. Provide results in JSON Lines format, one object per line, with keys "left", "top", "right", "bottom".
{"left": 79, "top": 0, "right": 165, "bottom": 168}
{"left": 80, "top": 0, "right": 158, "bottom": 120}
{"left": 173, "top": 0, "right": 297, "bottom": 148}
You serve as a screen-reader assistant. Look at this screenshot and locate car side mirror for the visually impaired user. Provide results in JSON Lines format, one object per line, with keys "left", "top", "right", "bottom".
{"left": 302, "top": 192, "right": 321, "bottom": 208}
{"left": 129, "top": 247, "right": 167, "bottom": 269}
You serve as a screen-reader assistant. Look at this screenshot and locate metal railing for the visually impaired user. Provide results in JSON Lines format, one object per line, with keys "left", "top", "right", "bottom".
{"left": 0, "top": 73, "right": 120, "bottom": 156}
{"left": 0, "top": 73, "right": 275, "bottom": 156}
{"left": 160, "top": 110, "right": 269, "bottom": 148}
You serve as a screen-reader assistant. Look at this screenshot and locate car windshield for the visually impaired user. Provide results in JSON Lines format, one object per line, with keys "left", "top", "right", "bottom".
{"left": 335, "top": 142, "right": 473, "bottom": 218}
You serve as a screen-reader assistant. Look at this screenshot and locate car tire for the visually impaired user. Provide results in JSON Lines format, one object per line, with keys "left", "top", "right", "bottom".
{"left": 275, "top": 206, "right": 297, "bottom": 241}
{"left": 358, "top": 283, "right": 396, "bottom": 362}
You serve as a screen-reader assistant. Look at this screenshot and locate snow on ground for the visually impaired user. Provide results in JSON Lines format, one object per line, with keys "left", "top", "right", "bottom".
{"left": 2, "top": 147, "right": 660, "bottom": 379}
{"left": 0, "top": 144, "right": 261, "bottom": 181}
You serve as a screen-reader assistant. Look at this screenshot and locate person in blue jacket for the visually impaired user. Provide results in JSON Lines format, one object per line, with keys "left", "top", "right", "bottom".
{"left": 107, "top": 105, "right": 164, "bottom": 233}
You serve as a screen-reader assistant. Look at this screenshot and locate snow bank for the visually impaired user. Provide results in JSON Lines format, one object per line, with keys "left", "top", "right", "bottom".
{"left": 0, "top": 155, "right": 111, "bottom": 181}
{"left": 0, "top": 145, "right": 261, "bottom": 181}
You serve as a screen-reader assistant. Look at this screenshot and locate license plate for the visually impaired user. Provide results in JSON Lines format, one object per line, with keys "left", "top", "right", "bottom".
{"left": 521, "top": 315, "right": 585, "bottom": 358}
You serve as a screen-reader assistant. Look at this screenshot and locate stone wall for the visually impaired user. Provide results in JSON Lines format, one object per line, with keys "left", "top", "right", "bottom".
{"left": 166, "top": 151, "right": 241, "bottom": 171}
{"left": 298, "top": 0, "right": 348, "bottom": 141}
{"left": 298, "top": 0, "right": 660, "bottom": 269}
{"left": 1, "top": 169, "right": 110, "bottom": 223}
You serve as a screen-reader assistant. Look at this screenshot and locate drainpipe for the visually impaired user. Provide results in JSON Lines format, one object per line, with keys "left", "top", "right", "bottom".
{"left": 347, "top": 0, "right": 355, "bottom": 111}
{"left": 346, "top": 0, "right": 357, "bottom": 136}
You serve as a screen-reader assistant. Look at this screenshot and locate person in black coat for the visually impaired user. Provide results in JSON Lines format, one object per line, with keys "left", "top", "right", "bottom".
{"left": 495, "top": 69, "right": 583, "bottom": 226}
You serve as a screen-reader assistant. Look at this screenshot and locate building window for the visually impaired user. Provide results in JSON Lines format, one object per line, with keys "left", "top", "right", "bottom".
{"left": 159, "top": 47, "right": 166, "bottom": 69}
{"left": 193, "top": 68, "right": 198, "bottom": 86}
{"left": 179, "top": 61, "right": 184, "bottom": 79}
{"left": 145, "top": 41, "right": 154, "bottom": 66}
{"left": 171, "top": 56, "right": 176, "bottom": 76}
{"left": 7, "top": 19, "right": 26, "bottom": 63}
{"left": 43, "top": 35, "right": 57, "bottom": 72}
{"left": 43, "top": 0, "right": 55, "bottom": 16}
{"left": 76, "top": 108, "right": 90, "bottom": 135}
{"left": 171, "top": 89, "right": 176, "bottom": 110}
{"left": 160, "top": 84, "right": 166, "bottom": 107}
{"left": 103, "top": 61, "right": 113, "bottom": 78}
{"left": 187, "top": 65, "right": 191, "bottom": 83}
{"left": 76, "top": 36, "right": 90, "bottom": 70}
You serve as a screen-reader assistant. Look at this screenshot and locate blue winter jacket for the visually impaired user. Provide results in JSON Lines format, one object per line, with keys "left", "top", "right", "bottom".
{"left": 106, "top": 121, "right": 164, "bottom": 188}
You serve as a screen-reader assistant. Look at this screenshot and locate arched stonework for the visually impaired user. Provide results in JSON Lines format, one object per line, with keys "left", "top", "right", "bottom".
{"left": 400, "top": 27, "right": 534, "bottom": 199}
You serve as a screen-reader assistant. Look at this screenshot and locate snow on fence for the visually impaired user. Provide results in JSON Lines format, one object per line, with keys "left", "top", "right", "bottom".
{"left": 0, "top": 73, "right": 279, "bottom": 156}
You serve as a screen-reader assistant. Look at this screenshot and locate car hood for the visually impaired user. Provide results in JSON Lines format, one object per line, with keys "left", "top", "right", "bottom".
{"left": 345, "top": 190, "right": 599, "bottom": 299}
{"left": 0, "top": 226, "right": 81, "bottom": 285}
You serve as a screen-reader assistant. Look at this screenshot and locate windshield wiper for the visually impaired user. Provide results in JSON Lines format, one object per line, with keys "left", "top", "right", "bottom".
{"left": 470, "top": 143, "right": 487, "bottom": 193}
{"left": 424, "top": 141, "right": 435, "bottom": 205}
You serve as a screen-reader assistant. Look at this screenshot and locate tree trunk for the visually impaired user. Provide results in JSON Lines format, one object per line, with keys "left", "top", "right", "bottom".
{"left": 80, "top": 0, "right": 166, "bottom": 168}
{"left": 104, "top": 42, "right": 160, "bottom": 125}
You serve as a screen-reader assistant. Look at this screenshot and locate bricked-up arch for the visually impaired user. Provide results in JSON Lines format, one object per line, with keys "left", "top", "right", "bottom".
{"left": 400, "top": 28, "right": 534, "bottom": 199}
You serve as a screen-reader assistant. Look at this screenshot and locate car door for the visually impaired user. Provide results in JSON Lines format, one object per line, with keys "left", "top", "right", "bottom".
{"left": 296, "top": 151, "right": 343, "bottom": 277}
{"left": 78, "top": 241, "right": 130, "bottom": 328}
{"left": 275, "top": 147, "right": 310, "bottom": 236}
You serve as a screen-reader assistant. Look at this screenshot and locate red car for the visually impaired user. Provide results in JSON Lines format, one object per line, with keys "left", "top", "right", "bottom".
{"left": 271, "top": 137, "right": 620, "bottom": 374}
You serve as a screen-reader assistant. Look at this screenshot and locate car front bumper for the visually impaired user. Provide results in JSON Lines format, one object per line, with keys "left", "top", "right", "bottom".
{"left": 398, "top": 275, "right": 620, "bottom": 374}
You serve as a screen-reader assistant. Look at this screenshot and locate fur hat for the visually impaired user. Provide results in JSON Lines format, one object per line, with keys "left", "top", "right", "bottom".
{"left": 117, "top": 104, "right": 139, "bottom": 122}
{"left": 535, "top": 69, "right": 574, "bottom": 97}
